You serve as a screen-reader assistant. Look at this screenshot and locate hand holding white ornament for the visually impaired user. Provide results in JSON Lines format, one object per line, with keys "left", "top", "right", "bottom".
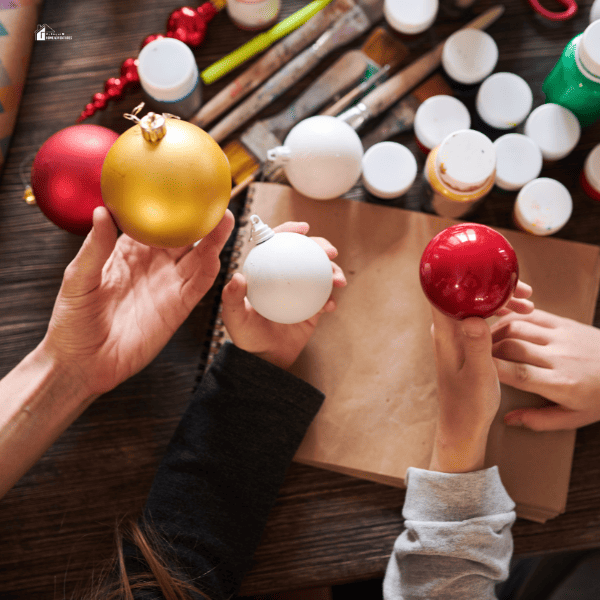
{"left": 221, "top": 218, "right": 346, "bottom": 371}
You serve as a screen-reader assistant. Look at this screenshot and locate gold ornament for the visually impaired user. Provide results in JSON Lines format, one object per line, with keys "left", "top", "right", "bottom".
{"left": 101, "top": 103, "right": 231, "bottom": 248}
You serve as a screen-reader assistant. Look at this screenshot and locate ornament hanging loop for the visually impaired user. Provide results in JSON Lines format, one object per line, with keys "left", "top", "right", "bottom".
{"left": 123, "top": 102, "right": 182, "bottom": 143}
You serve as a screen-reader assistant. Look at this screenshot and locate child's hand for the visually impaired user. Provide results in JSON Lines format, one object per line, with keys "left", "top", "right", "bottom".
{"left": 492, "top": 309, "right": 600, "bottom": 430}
{"left": 221, "top": 221, "right": 346, "bottom": 370}
{"left": 429, "top": 307, "right": 501, "bottom": 473}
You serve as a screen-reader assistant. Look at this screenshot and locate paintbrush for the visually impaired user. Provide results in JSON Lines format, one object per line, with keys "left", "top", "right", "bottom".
{"left": 190, "top": 0, "right": 356, "bottom": 129}
{"left": 225, "top": 28, "right": 409, "bottom": 196}
{"left": 360, "top": 73, "right": 453, "bottom": 149}
{"left": 336, "top": 5, "right": 504, "bottom": 131}
{"left": 208, "top": 0, "right": 385, "bottom": 143}
{"left": 201, "top": 0, "right": 334, "bottom": 85}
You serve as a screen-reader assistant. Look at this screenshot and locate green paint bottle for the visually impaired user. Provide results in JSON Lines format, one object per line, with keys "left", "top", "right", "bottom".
{"left": 542, "top": 20, "right": 600, "bottom": 127}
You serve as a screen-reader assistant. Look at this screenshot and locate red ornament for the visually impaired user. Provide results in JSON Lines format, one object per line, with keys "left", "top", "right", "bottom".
{"left": 76, "top": 1, "right": 222, "bottom": 123}
{"left": 419, "top": 223, "right": 519, "bottom": 320}
{"left": 31, "top": 124, "right": 119, "bottom": 235}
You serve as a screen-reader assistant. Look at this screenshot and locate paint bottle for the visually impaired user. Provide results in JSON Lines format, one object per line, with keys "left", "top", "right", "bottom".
{"left": 423, "top": 129, "right": 496, "bottom": 218}
{"left": 442, "top": 29, "right": 498, "bottom": 92}
{"left": 414, "top": 95, "right": 471, "bottom": 154}
{"left": 384, "top": 0, "right": 439, "bottom": 36}
{"left": 513, "top": 178, "right": 572, "bottom": 235}
{"left": 524, "top": 103, "right": 581, "bottom": 162}
{"left": 493, "top": 133, "right": 543, "bottom": 192}
{"left": 137, "top": 38, "right": 202, "bottom": 119}
{"left": 542, "top": 20, "right": 600, "bottom": 127}
{"left": 476, "top": 72, "right": 533, "bottom": 130}
{"left": 226, "top": 0, "right": 281, "bottom": 30}
{"left": 592, "top": 0, "right": 600, "bottom": 23}
{"left": 361, "top": 142, "right": 418, "bottom": 200}
{"left": 580, "top": 143, "right": 600, "bottom": 201}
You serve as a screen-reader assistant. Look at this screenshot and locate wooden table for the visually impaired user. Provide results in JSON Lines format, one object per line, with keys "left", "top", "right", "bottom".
{"left": 2, "top": 0, "right": 600, "bottom": 597}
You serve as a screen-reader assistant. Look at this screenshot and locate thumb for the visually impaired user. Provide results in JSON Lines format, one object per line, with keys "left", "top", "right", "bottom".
{"left": 460, "top": 317, "right": 494, "bottom": 373}
{"left": 504, "top": 406, "right": 583, "bottom": 431}
{"left": 221, "top": 273, "right": 249, "bottom": 326}
{"left": 61, "top": 207, "right": 118, "bottom": 297}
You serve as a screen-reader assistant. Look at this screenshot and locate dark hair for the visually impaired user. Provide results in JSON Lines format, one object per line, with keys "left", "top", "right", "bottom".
{"left": 79, "top": 517, "right": 210, "bottom": 600}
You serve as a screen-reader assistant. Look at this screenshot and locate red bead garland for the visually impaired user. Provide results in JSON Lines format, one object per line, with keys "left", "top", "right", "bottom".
{"left": 76, "top": 2, "right": 222, "bottom": 123}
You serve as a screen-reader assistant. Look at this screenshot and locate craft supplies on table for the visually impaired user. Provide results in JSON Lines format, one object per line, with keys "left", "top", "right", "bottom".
{"left": 383, "top": 0, "right": 439, "bottom": 35}
{"left": 493, "top": 133, "right": 543, "bottom": 192}
{"left": 475, "top": 72, "right": 533, "bottom": 129}
{"left": 361, "top": 142, "right": 418, "bottom": 200}
{"left": 441, "top": 29, "right": 498, "bottom": 85}
{"left": 524, "top": 103, "right": 581, "bottom": 161}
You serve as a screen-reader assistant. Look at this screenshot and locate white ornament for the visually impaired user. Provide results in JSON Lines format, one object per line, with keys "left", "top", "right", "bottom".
{"left": 267, "top": 115, "right": 364, "bottom": 200}
{"left": 242, "top": 215, "right": 334, "bottom": 324}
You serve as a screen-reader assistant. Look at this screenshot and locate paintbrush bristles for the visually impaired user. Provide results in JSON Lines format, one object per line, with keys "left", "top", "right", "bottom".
{"left": 223, "top": 140, "right": 261, "bottom": 185}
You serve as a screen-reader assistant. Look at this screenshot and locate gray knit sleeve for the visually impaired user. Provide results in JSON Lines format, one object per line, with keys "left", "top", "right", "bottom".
{"left": 383, "top": 466, "right": 516, "bottom": 600}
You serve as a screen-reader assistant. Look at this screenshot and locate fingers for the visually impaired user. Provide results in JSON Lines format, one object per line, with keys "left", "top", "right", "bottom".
{"left": 493, "top": 356, "right": 554, "bottom": 396}
{"left": 504, "top": 405, "right": 586, "bottom": 431}
{"left": 514, "top": 280, "right": 533, "bottom": 299}
{"left": 491, "top": 318, "right": 551, "bottom": 346}
{"left": 493, "top": 338, "right": 552, "bottom": 368}
{"left": 460, "top": 317, "right": 495, "bottom": 375}
{"left": 430, "top": 306, "right": 461, "bottom": 367}
{"left": 61, "top": 206, "right": 118, "bottom": 297}
{"left": 273, "top": 221, "right": 310, "bottom": 235}
{"left": 221, "top": 273, "right": 249, "bottom": 323}
{"left": 498, "top": 296, "right": 535, "bottom": 316}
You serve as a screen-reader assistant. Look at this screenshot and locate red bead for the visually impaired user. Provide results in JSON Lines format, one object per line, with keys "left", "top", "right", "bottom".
{"left": 104, "top": 77, "right": 124, "bottom": 97}
{"left": 85, "top": 102, "right": 95, "bottom": 113}
{"left": 419, "top": 223, "right": 519, "bottom": 320}
{"left": 93, "top": 92, "right": 108, "bottom": 110}
{"left": 167, "top": 6, "right": 207, "bottom": 46}
{"left": 120, "top": 58, "right": 139, "bottom": 85}
{"left": 141, "top": 33, "right": 164, "bottom": 48}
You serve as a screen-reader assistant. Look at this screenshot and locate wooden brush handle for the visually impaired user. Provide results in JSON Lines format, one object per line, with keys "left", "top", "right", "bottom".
{"left": 208, "top": 4, "right": 371, "bottom": 143}
{"left": 264, "top": 50, "right": 369, "bottom": 140}
{"left": 359, "top": 5, "right": 505, "bottom": 120}
{"left": 189, "top": 0, "right": 355, "bottom": 129}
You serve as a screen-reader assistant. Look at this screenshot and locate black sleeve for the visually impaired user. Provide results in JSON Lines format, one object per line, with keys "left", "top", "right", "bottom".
{"left": 128, "top": 342, "right": 325, "bottom": 600}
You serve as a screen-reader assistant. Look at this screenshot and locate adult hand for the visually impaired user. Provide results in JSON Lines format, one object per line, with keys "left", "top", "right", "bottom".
{"left": 495, "top": 280, "right": 534, "bottom": 316}
{"left": 492, "top": 309, "right": 600, "bottom": 430}
{"left": 40, "top": 206, "right": 235, "bottom": 399}
{"left": 221, "top": 221, "right": 346, "bottom": 370}
{"left": 429, "top": 307, "right": 501, "bottom": 473}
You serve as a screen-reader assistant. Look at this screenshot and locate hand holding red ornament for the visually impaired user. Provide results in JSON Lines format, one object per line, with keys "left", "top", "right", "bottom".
{"left": 39, "top": 206, "right": 235, "bottom": 400}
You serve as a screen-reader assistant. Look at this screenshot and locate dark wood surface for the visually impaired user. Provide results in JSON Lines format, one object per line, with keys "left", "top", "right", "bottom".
{"left": 2, "top": 0, "right": 600, "bottom": 598}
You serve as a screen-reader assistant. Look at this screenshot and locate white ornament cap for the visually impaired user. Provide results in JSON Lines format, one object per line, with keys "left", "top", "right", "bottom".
{"left": 514, "top": 178, "right": 573, "bottom": 235}
{"left": 584, "top": 143, "right": 600, "bottom": 191}
{"left": 249, "top": 214, "right": 275, "bottom": 244}
{"left": 361, "top": 142, "right": 418, "bottom": 199}
{"left": 414, "top": 95, "right": 471, "bottom": 152}
{"left": 436, "top": 129, "right": 496, "bottom": 192}
{"left": 493, "top": 133, "right": 543, "bottom": 191}
{"left": 384, "top": 0, "right": 438, "bottom": 35}
{"left": 442, "top": 29, "right": 499, "bottom": 85}
{"left": 580, "top": 19, "right": 600, "bottom": 79}
{"left": 476, "top": 72, "right": 533, "bottom": 129}
{"left": 138, "top": 37, "right": 199, "bottom": 102}
{"left": 524, "top": 103, "right": 581, "bottom": 161}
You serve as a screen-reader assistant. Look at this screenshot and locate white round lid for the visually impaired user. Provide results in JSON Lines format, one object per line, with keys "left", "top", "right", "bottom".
{"left": 384, "top": 0, "right": 439, "bottom": 35}
{"left": 524, "top": 103, "right": 581, "bottom": 161}
{"left": 442, "top": 29, "right": 499, "bottom": 85}
{"left": 580, "top": 19, "right": 600, "bottom": 79}
{"left": 584, "top": 143, "right": 600, "bottom": 190}
{"left": 493, "top": 133, "right": 543, "bottom": 191}
{"left": 138, "top": 37, "right": 199, "bottom": 102}
{"left": 476, "top": 72, "right": 533, "bottom": 129}
{"left": 436, "top": 129, "right": 496, "bottom": 191}
{"left": 362, "top": 142, "right": 418, "bottom": 199}
{"left": 414, "top": 95, "right": 471, "bottom": 151}
{"left": 515, "top": 178, "right": 573, "bottom": 235}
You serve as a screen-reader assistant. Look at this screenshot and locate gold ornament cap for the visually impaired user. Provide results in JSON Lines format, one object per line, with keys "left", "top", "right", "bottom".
{"left": 124, "top": 102, "right": 181, "bottom": 143}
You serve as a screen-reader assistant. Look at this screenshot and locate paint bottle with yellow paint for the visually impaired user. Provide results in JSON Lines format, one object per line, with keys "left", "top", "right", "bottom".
{"left": 423, "top": 129, "right": 496, "bottom": 218}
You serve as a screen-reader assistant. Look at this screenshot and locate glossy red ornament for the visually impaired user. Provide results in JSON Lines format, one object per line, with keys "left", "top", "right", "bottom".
{"left": 419, "top": 223, "right": 519, "bottom": 320}
{"left": 31, "top": 124, "right": 119, "bottom": 235}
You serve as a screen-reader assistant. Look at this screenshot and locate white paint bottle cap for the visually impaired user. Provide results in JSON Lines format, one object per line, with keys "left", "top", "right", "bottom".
{"left": 514, "top": 178, "right": 573, "bottom": 235}
{"left": 583, "top": 143, "right": 600, "bottom": 191}
{"left": 436, "top": 129, "right": 496, "bottom": 192}
{"left": 524, "top": 103, "right": 581, "bottom": 161}
{"left": 493, "top": 133, "right": 543, "bottom": 192}
{"left": 579, "top": 19, "right": 600, "bottom": 78}
{"left": 414, "top": 95, "right": 471, "bottom": 152}
{"left": 476, "top": 72, "right": 533, "bottom": 129}
{"left": 362, "top": 142, "right": 418, "bottom": 199}
{"left": 384, "top": 0, "right": 439, "bottom": 35}
{"left": 442, "top": 29, "right": 499, "bottom": 85}
{"left": 138, "top": 38, "right": 199, "bottom": 102}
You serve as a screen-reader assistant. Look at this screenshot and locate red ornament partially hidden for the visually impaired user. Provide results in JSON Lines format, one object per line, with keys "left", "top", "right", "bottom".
{"left": 419, "top": 223, "right": 519, "bottom": 320}
{"left": 31, "top": 124, "right": 119, "bottom": 235}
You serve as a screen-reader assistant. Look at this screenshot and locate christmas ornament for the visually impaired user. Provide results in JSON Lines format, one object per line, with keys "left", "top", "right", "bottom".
{"left": 76, "top": 0, "right": 225, "bottom": 123}
{"left": 419, "top": 223, "right": 519, "bottom": 320}
{"left": 30, "top": 124, "right": 119, "bottom": 235}
{"left": 101, "top": 103, "right": 231, "bottom": 248}
{"left": 266, "top": 116, "right": 363, "bottom": 200}
{"left": 242, "top": 215, "right": 334, "bottom": 324}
